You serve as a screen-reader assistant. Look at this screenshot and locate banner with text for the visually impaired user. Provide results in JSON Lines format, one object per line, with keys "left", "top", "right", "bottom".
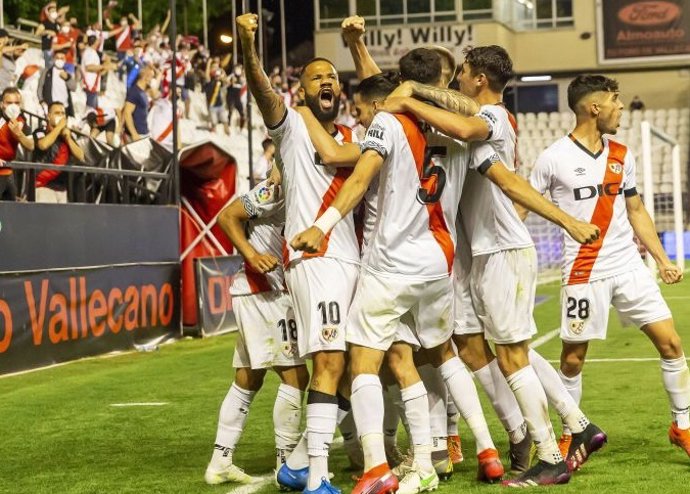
{"left": 0, "top": 264, "right": 180, "bottom": 375}
{"left": 316, "top": 23, "right": 474, "bottom": 71}
{"left": 195, "top": 256, "right": 243, "bottom": 337}
{"left": 598, "top": 0, "right": 690, "bottom": 62}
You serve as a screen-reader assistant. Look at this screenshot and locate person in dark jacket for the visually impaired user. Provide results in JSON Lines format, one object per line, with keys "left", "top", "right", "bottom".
{"left": 37, "top": 50, "right": 77, "bottom": 117}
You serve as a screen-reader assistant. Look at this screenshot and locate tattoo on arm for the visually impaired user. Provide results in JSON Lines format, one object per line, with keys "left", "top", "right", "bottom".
{"left": 411, "top": 82, "right": 480, "bottom": 116}
{"left": 241, "top": 39, "right": 285, "bottom": 125}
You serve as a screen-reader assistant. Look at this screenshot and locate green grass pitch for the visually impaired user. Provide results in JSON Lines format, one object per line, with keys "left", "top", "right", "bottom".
{"left": 1, "top": 279, "right": 689, "bottom": 493}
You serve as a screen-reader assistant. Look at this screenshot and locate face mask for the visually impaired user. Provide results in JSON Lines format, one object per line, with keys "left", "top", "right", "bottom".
{"left": 49, "top": 12, "right": 58, "bottom": 21}
{"left": 62, "top": 26, "right": 70, "bottom": 34}
{"left": 121, "top": 20, "right": 128, "bottom": 27}
{"left": 4, "top": 103, "right": 20, "bottom": 120}
{"left": 52, "top": 115, "right": 63, "bottom": 126}
{"left": 234, "top": 68, "right": 242, "bottom": 76}
{"left": 54, "top": 59, "right": 65, "bottom": 69}
{"left": 149, "top": 78, "right": 160, "bottom": 90}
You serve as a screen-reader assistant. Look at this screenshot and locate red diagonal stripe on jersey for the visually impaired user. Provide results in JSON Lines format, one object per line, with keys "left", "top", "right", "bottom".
{"left": 394, "top": 114, "right": 454, "bottom": 274}
{"left": 304, "top": 124, "right": 354, "bottom": 259}
{"left": 567, "top": 140, "right": 627, "bottom": 285}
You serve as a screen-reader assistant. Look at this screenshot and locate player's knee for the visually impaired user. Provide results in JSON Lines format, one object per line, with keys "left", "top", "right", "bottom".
{"left": 658, "top": 333, "right": 684, "bottom": 359}
{"left": 236, "top": 367, "right": 267, "bottom": 391}
{"left": 560, "top": 355, "right": 584, "bottom": 376}
{"left": 313, "top": 352, "right": 346, "bottom": 382}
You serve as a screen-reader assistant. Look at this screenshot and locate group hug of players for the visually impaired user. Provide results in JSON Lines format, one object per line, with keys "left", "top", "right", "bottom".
{"left": 202, "top": 13, "right": 690, "bottom": 492}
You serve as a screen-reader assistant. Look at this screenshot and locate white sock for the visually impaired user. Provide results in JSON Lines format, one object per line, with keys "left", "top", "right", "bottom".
{"left": 439, "top": 357, "right": 495, "bottom": 453}
{"left": 661, "top": 355, "right": 690, "bottom": 429}
{"left": 387, "top": 383, "right": 410, "bottom": 436}
{"left": 306, "top": 391, "right": 338, "bottom": 490}
{"left": 558, "top": 371, "right": 582, "bottom": 436}
{"left": 474, "top": 359, "right": 525, "bottom": 442}
{"left": 340, "top": 409, "right": 358, "bottom": 447}
{"left": 529, "top": 349, "right": 589, "bottom": 434}
{"left": 401, "top": 382, "right": 433, "bottom": 472}
{"left": 506, "top": 366, "right": 562, "bottom": 465}
{"left": 418, "top": 364, "right": 448, "bottom": 440}
{"left": 211, "top": 383, "right": 256, "bottom": 466}
{"left": 446, "top": 398, "right": 459, "bottom": 436}
{"left": 274, "top": 384, "right": 304, "bottom": 465}
{"left": 285, "top": 432, "right": 309, "bottom": 470}
{"left": 383, "top": 387, "right": 400, "bottom": 453}
{"left": 352, "top": 374, "right": 387, "bottom": 471}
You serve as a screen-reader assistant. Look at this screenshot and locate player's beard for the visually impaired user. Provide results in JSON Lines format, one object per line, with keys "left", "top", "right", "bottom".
{"left": 304, "top": 91, "right": 340, "bottom": 123}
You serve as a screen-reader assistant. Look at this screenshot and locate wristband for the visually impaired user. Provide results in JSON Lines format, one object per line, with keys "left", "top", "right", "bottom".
{"left": 313, "top": 207, "right": 342, "bottom": 234}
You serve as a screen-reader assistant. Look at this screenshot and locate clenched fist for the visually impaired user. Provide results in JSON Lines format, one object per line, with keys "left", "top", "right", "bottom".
{"left": 236, "top": 13, "right": 259, "bottom": 43}
{"left": 341, "top": 15, "right": 365, "bottom": 45}
{"left": 658, "top": 263, "right": 683, "bottom": 284}
{"left": 290, "top": 227, "right": 325, "bottom": 254}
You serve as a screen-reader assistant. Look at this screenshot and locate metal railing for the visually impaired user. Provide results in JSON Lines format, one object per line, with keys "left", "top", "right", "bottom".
{"left": 4, "top": 160, "right": 175, "bottom": 205}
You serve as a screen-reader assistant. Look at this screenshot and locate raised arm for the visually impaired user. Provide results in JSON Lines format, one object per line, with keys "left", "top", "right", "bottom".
{"left": 390, "top": 80, "right": 480, "bottom": 116}
{"left": 293, "top": 106, "right": 360, "bottom": 166}
{"left": 379, "top": 97, "right": 489, "bottom": 141}
{"left": 341, "top": 16, "right": 381, "bottom": 80}
{"left": 218, "top": 198, "right": 279, "bottom": 273}
{"left": 626, "top": 194, "right": 683, "bottom": 284}
{"left": 160, "top": 9, "right": 172, "bottom": 35}
{"left": 290, "top": 150, "right": 383, "bottom": 252}
{"left": 236, "top": 13, "right": 286, "bottom": 128}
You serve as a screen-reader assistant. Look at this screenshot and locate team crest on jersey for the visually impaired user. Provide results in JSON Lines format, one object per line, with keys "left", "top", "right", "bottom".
{"left": 281, "top": 341, "right": 297, "bottom": 358}
{"left": 575, "top": 167, "right": 586, "bottom": 176}
{"left": 569, "top": 320, "right": 586, "bottom": 335}
{"left": 608, "top": 162, "right": 622, "bottom": 174}
{"left": 321, "top": 327, "right": 338, "bottom": 342}
{"left": 255, "top": 186, "right": 272, "bottom": 203}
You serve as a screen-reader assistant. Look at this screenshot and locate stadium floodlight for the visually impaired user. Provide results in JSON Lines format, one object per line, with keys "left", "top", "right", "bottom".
{"left": 521, "top": 75, "right": 552, "bottom": 82}
{"left": 220, "top": 34, "right": 233, "bottom": 44}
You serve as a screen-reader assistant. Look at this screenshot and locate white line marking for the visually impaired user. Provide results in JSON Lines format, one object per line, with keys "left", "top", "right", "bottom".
{"left": 110, "top": 402, "right": 169, "bottom": 407}
{"left": 546, "top": 357, "right": 690, "bottom": 364}
{"left": 530, "top": 328, "right": 560, "bottom": 349}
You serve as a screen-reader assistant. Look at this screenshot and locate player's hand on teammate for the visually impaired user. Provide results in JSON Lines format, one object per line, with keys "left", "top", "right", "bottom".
{"left": 290, "top": 227, "right": 325, "bottom": 254}
{"left": 236, "top": 13, "right": 259, "bottom": 42}
{"left": 388, "top": 81, "right": 415, "bottom": 99}
{"left": 658, "top": 263, "right": 683, "bottom": 284}
{"left": 248, "top": 252, "right": 279, "bottom": 273}
{"left": 377, "top": 96, "right": 409, "bottom": 115}
{"left": 341, "top": 15, "right": 365, "bottom": 45}
{"left": 566, "top": 220, "right": 600, "bottom": 245}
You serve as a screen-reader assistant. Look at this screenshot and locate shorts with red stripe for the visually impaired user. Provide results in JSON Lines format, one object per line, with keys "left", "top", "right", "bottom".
{"left": 560, "top": 265, "right": 672, "bottom": 342}
{"left": 285, "top": 257, "right": 359, "bottom": 358}
{"left": 232, "top": 290, "right": 304, "bottom": 369}
{"left": 470, "top": 247, "right": 538, "bottom": 344}
{"left": 346, "top": 269, "right": 454, "bottom": 351}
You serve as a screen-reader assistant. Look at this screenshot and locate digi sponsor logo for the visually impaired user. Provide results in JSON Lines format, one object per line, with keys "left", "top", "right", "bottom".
{"left": 573, "top": 182, "right": 625, "bottom": 201}
{"left": 618, "top": 1, "right": 681, "bottom": 26}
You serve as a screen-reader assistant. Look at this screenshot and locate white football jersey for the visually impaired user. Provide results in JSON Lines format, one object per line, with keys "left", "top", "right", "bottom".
{"left": 230, "top": 180, "right": 287, "bottom": 296}
{"left": 530, "top": 135, "right": 642, "bottom": 285}
{"left": 360, "top": 112, "right": 468, "bottom": 280}
{"left": 268, "top": 108, "right": 360, "bottom": 266}
{"left": 461, "top": 104, "right": 534, "bottom": 256}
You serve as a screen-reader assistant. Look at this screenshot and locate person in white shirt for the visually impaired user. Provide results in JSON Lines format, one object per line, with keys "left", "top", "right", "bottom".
{"left": 252, "top": 138, "right": 275, "bottom": 183}
{"left": 529, "top": 74, "right": 690, "bottom": 461}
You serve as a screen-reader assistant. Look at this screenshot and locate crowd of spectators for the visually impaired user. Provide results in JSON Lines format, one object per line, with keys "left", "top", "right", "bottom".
{"left": 0, "top": 1, "right": 362, "bottom": 203}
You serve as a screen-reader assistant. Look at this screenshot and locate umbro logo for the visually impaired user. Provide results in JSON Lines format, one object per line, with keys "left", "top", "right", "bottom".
{"left": 575, "top": 167, "right": 586, "bottom": 176}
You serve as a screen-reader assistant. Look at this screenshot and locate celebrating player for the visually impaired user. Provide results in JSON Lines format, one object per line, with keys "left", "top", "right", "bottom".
{"left": 205, "top": 171, "right": 309, "bottom": 485}
{"left": 237, "top": 13, "right": 358, "bottom": 494}
{"left": 529, "top": 74, "right": 690, "bottom": 460}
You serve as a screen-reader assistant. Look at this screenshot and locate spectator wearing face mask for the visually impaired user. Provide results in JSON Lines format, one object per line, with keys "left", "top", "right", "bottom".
{"left": 81, "top": 35, "right": 117, "bottom": 109}
{"left": 106, "top": 14, "right": 141, "bottom": 80}
{"left": 54, "top": 21, "right": 77, "bottom": 73}
{"left": 0, "top": 87, "right": 35, "bottom": 201}
{"left": 36, "top": 3, "right": 61, "bottom": 66}
{"left": 37, "top": 50, "right": 76, "bottom": 117}
{"left": 123, "top": 65, "right": 154, "bottom": 142}
{"left": 32, "top": 101, "right": 84, "bottom": 203}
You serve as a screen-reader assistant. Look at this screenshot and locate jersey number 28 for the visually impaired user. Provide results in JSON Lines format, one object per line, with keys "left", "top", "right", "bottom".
{"left": 417, "top": 146, "right": 447, "bottom": 204}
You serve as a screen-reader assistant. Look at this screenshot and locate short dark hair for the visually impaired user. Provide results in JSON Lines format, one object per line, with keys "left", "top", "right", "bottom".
{"left": 299, "top": 57, "right": 336, "bottom": 80}
{"left": 1, "top": 87, "right": 21, "bottom": 101}
{"left": 354, "top": 72, "right": 399, "bottom": 102}
{"left": 48, "top": 101, "right": 65, "bottom": 112}
{"left": 567, "top": 75, "right": 619, "bottom": 112}
{"left": 399, "top": 48, "right": 442, "bottom": 85}
{"left": 261, "top": 138, "right": 274, "bottom": 151}
{"left": 463, "top": 45, "right": 514, "bottom": 92}
{"left": 87, "top": 35, "right": 98, "bottom": 46}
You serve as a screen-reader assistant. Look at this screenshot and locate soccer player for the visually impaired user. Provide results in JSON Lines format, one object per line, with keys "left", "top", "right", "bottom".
{"left": 205, "top": 171, "right": 309, "bottom": 485}
{"left": 237, "top": 13, "right": 357, "bottom": 494}
{"left": 529, "top": 75, "right": 690, "bottom": 460}
{"left": 379, "top": 45, "right": 604, "bottom": 485}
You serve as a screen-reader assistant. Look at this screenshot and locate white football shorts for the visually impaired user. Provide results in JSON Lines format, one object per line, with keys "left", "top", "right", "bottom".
{"left": 285, "top": 257, "right": 359, "bottom": 358}
{"left": 232, "top": 290, "right": 304, "bottom": 369}
{"left": 470, "top": 247, "right": 538, "bottom": 345}
{"left": 560, "top": 266, "right": 672, "bottom": 342}
{"left": 452, "top": 245, "right": 482, "bottom": 336}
